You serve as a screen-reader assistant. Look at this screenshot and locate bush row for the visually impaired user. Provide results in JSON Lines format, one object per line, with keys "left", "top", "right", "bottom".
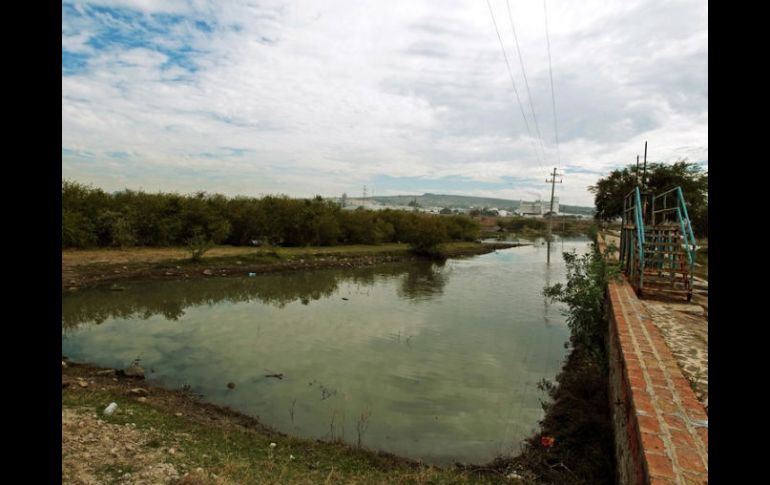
{"left": 62, "top": 180, "right": 480, "bottom": 249}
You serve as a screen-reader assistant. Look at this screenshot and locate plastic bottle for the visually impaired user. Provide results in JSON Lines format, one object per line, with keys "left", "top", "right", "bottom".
{"left": 103, "top": 402, "right": 118, "bottom": 416}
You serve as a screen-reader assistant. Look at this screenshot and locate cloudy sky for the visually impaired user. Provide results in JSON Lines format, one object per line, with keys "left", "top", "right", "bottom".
{"left": 62, "top": 0, "right": 707, "bottom": 207}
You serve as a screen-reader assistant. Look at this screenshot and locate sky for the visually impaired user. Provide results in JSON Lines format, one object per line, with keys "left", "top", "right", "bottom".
{"left": 62, "top": 0, "right": 708, "bottom": 207}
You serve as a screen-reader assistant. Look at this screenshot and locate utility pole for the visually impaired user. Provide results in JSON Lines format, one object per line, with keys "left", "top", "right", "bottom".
{"left": 546, "top": 167, "right": 562, "bottom": 263}
{"left": 363, "top": 185, "right": 367, "bottom": 201}
{"left": 636, "top": 155, "right": 640, "bottom": 187}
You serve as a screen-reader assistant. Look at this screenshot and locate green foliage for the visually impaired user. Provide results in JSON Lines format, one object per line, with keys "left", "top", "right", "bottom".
{"left": 586, "top": 223, "right": 599, "bottom": 243}
{"left": 402, "top": 216, "right": 449, "bottom": 256}
{"left": 61, "top": 179, "right": 481, "bottom": 250}
{"left": 588, "top": 160, "right": 708, "bottom": 236}
{"left": 501, "top": 216, "right": 546, "bottom": 232}
{"left": 512, "top": 244, "right": 618, "bottom": 484}
{"left": 187, "top": 230, "right": 214, "bottom": 261}
{"left": 543, "top": 245, "right": 616, "bottom": 364}
{"left": 444, "top": 215, "right": 481, "bottom": 241}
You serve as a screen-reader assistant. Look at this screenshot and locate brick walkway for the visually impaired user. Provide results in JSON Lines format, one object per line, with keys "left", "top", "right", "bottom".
{"left": 609, "top": 279, "right": 708, "bottom": 484}
{"left": 600, "top": 231, "right": 709, "bottom": 411}
{"left": 639, "top": 300, "right": 708, "bottom": 411}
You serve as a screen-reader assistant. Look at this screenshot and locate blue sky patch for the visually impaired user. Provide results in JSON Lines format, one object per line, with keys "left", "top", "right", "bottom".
{"left": 62, "top": 51, "right": 90, "bottom": 75}
{"left": 63, "top": 2, "right": 208, "bottom": 75}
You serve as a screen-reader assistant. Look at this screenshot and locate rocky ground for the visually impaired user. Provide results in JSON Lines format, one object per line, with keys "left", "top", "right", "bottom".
{"left": 61, "top": 362, "right": 523, "bottom": 485}
{"left": 62, "top": 407, "right": 187, "bottom": 485}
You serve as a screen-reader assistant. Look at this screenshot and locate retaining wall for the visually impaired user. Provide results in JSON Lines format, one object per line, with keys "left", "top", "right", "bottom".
{"left": 607, "top": 278, "right": 708, "bottom": 484}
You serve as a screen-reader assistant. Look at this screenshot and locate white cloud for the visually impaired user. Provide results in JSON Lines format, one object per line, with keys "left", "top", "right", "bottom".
{"left": 62, "top": 0, "right": 708, "bottom": 206}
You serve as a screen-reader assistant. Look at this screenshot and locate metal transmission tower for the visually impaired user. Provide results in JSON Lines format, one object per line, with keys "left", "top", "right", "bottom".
{"left": 545, "top": 167, "right": 562, "bottom": 263}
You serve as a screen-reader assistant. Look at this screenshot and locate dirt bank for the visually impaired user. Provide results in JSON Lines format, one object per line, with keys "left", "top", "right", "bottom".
{"left": 61, "top": 362, "right": 522, "bottom": 484}
{"left": 62, "top": 242, "right": 521, "bottom": 292}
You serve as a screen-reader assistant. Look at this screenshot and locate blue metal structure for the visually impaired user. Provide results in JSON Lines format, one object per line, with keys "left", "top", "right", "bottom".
{"left": 619, "top": 186, "right": 696, "bottom": 301}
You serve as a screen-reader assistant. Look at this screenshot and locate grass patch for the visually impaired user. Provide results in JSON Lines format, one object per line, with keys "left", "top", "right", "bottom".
{"left": 63, "top": 387, "right": 514, "bottom": 484}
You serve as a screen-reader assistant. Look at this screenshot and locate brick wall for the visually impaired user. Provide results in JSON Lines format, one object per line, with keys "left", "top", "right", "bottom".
{"left": 607, "top": 278, "right": 708, "bottom": 484}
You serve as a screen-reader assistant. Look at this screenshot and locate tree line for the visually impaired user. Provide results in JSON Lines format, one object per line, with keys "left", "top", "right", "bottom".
{"left": 588, "top": 160, "right": 707, "bottom": 237}
{"left": 62, "top": 180, "right": 480, "bottom": 251}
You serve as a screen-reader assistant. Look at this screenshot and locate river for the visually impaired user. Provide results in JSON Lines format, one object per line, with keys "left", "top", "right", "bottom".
{"left": 62, "top": 237, "right": 590, "bottom": 465}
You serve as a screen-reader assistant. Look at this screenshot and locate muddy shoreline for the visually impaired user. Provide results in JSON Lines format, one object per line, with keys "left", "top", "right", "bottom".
{"left": 61, "top": 361, "right": 520, "bottom": 483}
{"left": 63, "top": 242, "right": 522, "bottom": 293}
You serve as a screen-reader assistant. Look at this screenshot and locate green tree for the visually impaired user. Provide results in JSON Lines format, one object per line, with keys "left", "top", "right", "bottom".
{"left": 588, "top": 160, "right": 707, "bottom": 236}
{"left": 403, "top": 216, "right": 449, "bottom": 256}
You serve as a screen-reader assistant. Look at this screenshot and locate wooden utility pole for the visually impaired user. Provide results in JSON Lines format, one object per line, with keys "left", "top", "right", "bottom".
{"left": 546, "top": 167, "right": 562, "bottom": 263}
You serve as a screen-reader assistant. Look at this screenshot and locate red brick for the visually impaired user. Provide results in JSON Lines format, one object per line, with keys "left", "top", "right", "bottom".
{"left": 650, "top": 376, "right": 668, "bottom": 388}
{"left": 674, "top": 446, "right": 707, "bottom": 474}
{"left": 652, "top": 387, "right": 674, "bottom": 403}
{"left": 629, "top": 375, "right": 646, "bottom": 391}
{"left": 695, "top": 427, "right": 708, "bottom": 449}
{"left": 681, "top": 395, "right": 706, "bottom": 413}
{"left": 681, "top": 471, "right": 708, "bottom": 485}
{"left": 633, "top": 394, "right": 656, "bottom": 415}
{"left": 641, "top": 350, "right": 657, "bottom": 359}
{"left": 645, "top": 452, "right": 676, "bottom": 478}
{"left": 641, "top": 432, "right": 667, "bottom": 454}
{"left": 645, "top": 359, "right": 662, "bottom": 372}
{"left": 637, "top": 414, "right": 661, "bottom": 433}
{"left": 654, "top": 397, "right": 680, "bottom": 414}
{"left": 684, "top": 405, "right": 708, "bottom": 422}
{"left": 662, "top": 413, "right": 686, "bottom": 430}
{"left": 627, "top": 367, "right": 644, "bottom": 380}
{"left": 650, "top": 478, "right": 676, "bottom": 485}
{"left": 647, "top": 368, "right": 665, "bottom": 380}
{"left": 669, "top": 428, "right": 696, "bottom": 448}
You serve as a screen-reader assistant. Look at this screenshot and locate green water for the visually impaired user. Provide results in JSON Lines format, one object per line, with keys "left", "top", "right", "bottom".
{"left": 62, "top": 238, "right": 590, "bottom": 465}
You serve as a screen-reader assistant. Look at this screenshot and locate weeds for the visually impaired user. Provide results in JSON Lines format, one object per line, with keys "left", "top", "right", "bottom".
{"left": 356, "top": 408, "right": 372, "bottom": 448}
{"left": 502, "top": 242, "right": 618, "bottom": 484}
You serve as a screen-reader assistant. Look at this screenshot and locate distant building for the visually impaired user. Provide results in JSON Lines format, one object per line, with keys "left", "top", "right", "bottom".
{"left": 517, "top": 198, "right": 559, "bottom": 217}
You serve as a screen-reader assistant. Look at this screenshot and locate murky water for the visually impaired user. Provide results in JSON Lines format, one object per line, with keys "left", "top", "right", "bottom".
{"left": 62, "top": 238, "right": 590, "bottom": 465}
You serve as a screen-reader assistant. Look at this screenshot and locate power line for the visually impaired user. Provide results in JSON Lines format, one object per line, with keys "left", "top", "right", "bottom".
{"left": 505, "top": 0, "right": 547, "bottom": 164}
{"left": 544, "top": 0, "right": 561, "bottom": 167}
{"left": 485, "top": 0, "right": 544, "bottom": 171}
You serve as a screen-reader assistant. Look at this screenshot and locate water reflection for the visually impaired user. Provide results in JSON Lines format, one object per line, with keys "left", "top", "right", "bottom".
{"left": 62, "top": 239, "right": 590, "bottom": 465}
{"left": 63, "top": 261, "right": 448, "bottom": 330}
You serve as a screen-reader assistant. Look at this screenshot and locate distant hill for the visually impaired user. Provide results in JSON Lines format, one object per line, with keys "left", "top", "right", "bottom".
{"left": 357, "top": 193, "right": 594, "bottom": 216}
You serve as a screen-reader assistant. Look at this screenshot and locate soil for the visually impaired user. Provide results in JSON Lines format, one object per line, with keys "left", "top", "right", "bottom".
{"left": 62, "top": 243, "right": 519, "bottom": 292}
{"left": 61, "top": 363, "right": 516, "bottom": 484}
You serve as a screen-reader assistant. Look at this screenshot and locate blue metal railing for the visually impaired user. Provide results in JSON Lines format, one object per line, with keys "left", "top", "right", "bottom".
{"left": 620, "top": 187, "right": 645, "bottom": 291}
{"left": 620, "top": 185, "right": 697, "bottom": 299}
{"left": 651, "top": 187, "right": 697, "bottom": 291}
